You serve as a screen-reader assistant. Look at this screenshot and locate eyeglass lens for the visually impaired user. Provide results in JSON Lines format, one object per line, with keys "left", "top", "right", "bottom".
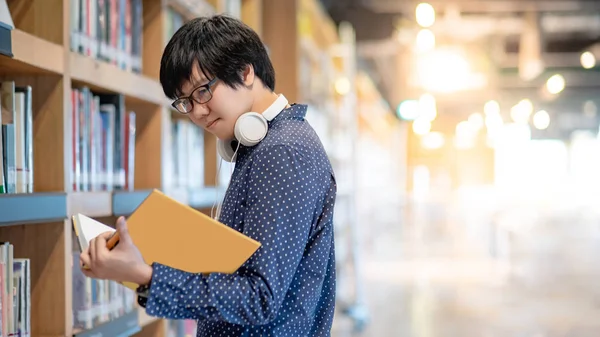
{"left": 173, "top": 80, "right": 215, "bottom": 113}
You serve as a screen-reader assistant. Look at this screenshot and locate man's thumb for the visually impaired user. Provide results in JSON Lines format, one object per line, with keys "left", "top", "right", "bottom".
{"left": 116, "top": 216, "right": 132, "bottom": 244}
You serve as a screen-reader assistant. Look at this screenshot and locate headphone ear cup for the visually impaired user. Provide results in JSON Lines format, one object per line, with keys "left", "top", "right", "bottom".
{"left": 235, "top": 112, "right": 269, "bottom": 147}
{"left": 217, "top": 139, "right": 237, "bottom": 162}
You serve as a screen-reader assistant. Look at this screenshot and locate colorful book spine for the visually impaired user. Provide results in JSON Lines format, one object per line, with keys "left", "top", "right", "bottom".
{"left": 70, "top": 0, "right": 143, "bottom": 73}
{"left": 70, "top": 86, "right": 136, "bottom": 192}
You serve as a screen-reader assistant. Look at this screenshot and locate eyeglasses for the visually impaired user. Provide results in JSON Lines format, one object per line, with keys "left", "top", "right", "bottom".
{"left": 171, "top": 77, "right": 218, "bottom": 114}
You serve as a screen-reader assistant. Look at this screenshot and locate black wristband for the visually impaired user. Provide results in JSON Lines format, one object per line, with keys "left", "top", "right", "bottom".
{"left": 136, "top": 283, "right": 151, "bottom": 308}
{"left": 137, "top": 294, "right": 148, "bottom": 308}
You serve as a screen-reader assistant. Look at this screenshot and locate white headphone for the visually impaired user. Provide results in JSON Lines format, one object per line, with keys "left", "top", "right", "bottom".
{"left": 216, "top": 94, "right": 289, "bottom": 162}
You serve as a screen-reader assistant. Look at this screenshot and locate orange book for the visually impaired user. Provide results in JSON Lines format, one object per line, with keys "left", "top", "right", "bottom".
{"left": 72, "top": 189, "right": 261, "bottom": 290}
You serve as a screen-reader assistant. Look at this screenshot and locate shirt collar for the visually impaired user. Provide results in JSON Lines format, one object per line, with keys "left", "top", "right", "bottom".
{"left": 269, "top": 103, "right": 307, "bottom": 125}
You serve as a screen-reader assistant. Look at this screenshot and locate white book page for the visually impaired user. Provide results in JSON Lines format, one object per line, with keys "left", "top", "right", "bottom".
{"left": 74, "top": 214, "right": 115, "bottom": 251}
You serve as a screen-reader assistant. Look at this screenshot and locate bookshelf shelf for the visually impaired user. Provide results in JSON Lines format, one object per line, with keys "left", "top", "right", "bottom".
{"left": 113, "top": 188, "right": 221, "bottom": 216}
{"left": 112, "top": 190, "right": 153, "bottom": 216}
{"left": 189, "top": 187, "right": 222, "bottom": 209}
{"left": 72, "top": 309, "right": 141, "bottom": 337}
{"left": 138, "top": 309, "right": 159, "bottom": 327}
{"left": 0, "top": 192, "right": 67, "bottom": 226}
{"left": 163, "top": 187, "right": 191, "bottom": 206}
{"left": 0, "top": 29, "right": 64, "bottom": 75}
{"left": 69, "top": 52, "right": 165, "bottom": 106}
{"left": 0, "top": 187, "right": 222, "bottom": 227}
{"left": 67, "top": 192, "right": 113, "bottom": 218}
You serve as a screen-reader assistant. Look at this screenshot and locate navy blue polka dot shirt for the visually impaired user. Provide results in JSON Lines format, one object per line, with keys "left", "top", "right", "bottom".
{"left": 144, "top": 104, "right": 337, "bottom": 336}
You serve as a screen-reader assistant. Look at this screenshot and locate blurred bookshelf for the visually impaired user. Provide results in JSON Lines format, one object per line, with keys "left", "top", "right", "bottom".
{"left": 0, "top": 0, "right": 370, "bottom": 336}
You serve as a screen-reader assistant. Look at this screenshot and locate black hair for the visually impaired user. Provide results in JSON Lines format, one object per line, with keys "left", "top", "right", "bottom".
{"left": 159, "top": 14, "right": 276, "bottom": 99}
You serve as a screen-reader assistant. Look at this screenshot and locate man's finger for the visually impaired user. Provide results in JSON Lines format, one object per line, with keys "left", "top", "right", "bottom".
{"left": 94, "top": 231, "right": 109, "bottom": 257}
{"left": 89, "top": 237, "right": 97, "bottom": 264}
{"left": 116, "top": 216, "right": 132, "bottom": 244}
{"left": 80, "top": 252, "right": 92, "bottom": 270}
{"left": 81, "top": 267, "right": 97, "bottom": 279}
{"left": 98, "top": 231, "right": 114, "bottom": 240}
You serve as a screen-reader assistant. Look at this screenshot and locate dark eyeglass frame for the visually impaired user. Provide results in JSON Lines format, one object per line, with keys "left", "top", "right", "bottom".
{"left": 171, "top": 77, "right": 218, "bottom": 114}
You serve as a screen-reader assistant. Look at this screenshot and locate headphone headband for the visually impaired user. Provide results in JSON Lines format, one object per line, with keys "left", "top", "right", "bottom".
{"left": 262, "top": 94, "right": 288, "bottom": 121}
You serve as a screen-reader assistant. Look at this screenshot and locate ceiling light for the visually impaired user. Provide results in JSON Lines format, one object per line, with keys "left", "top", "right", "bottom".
{"left": 397, "top": 100, "right": 420, "bottom": 120}
{"left": 546, "top": 74, "right": 565, "bottom": 94}
{"left": 533, "top": 110, "right": 550, "bottom": 130}
{"left": 418, "top": 93, "right": 437, "bottom": 121}
{"left": 511, "top": 99, "right": 533, "bottom": 124}
{"left": 415, "top": 29, "right": 435, "bottom": 52}
{"left": 468, "top": 113, "right": 484, "bottom": 130}
{"left": 484, "top": 100, "right": 500, "bottom": 116}
{"left": 581, "top": 51, "right": 596, "bottom": 69}
{"left": 416, "top": 3, "right": 436, "bottom": 28}
{"left": 413, "top": 117, "right": 432, "bottom": 135}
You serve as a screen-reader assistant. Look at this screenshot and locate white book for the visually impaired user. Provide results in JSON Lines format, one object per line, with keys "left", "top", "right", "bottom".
{"left": 15, "top": 86, "right": 33, "bottom": 193}
{"left": 71, "top": 214, "right": 141, "bottom": 291}
{"left": 71, "top": 214, "right": 115, "bottom": 253}
{"left": 69, "top": 0, "right": 79, "bottom": 52}
{"left": 1, "top": 81, "right": 16, "bottom": 194}
{"left": 14, "top": 92, "right": 25, "bottom": 193}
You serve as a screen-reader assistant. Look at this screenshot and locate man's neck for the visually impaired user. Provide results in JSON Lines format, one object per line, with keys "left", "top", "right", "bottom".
{"left": 250, "top": 90, "right": 287, "bottom": 114}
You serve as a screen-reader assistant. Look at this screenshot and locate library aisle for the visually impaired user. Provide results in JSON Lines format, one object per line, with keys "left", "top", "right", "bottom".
{"left": 332, "top": 192, "right": 600, "bottom": 337}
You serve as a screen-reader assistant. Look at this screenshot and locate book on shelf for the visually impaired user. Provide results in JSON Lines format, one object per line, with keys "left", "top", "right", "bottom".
{"left": 164, "top": 2, "right": 218, "bottom": 47}
{"left": 70, "top": 0, "right": 144, "bottom": 73}
{"left": 167, "top": 0, "right": 217, "bottom": 22}
{"left": 168, "top": 119, "right": 205, "bottom": 191}
{"left": 0, "top": 81, "right": 34, "bottom": 194}
{"left": 0, "top": 242, "right": 31, "bottom": 337}
{"left": 223, "top": 0, "right": 242, "bottom": 19}
{"left": 71, "top": 212, "right": 136, "bottom": 331}
{"left": 165, "top": 7, "right": 184, "bottom": 46}
{"left": 72, "top": 189, "right": 262, "bottom": 290}
{"left": 0, "top": 0, "right": 13, "bottom": 30}
{"left": 71, "top": 86, "right": 136, "bottom": 192}
{"left": 71, "top": 251, "right": 136, "bottom": 331}
{"left": 167, "top": 319, "right": 197, "bottom": 337}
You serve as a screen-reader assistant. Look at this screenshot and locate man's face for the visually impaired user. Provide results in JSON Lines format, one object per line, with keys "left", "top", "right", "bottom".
{"left": 178, "top": 64, "right": 253, "bottom": 140}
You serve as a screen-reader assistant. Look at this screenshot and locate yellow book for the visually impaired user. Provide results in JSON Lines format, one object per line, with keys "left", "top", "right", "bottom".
{"left": 72, "top": 189, "right": 262, "bottom": 290}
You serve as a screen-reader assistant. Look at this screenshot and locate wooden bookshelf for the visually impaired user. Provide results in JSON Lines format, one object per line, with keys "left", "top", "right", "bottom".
{"left": 72, "top": 310, "right": 141, "bottom": 337}
{"left": 69, "top": 51, "right": 167, "bottom": 106}
{"left": 138, "top": 310, "right": 159, "bottom": 328}
{"left": 0, "top": 0, "right": 315, "bottom": 336}
{"left": 0, "top": 192, "right": 67, "bottom": 226}
{"left": 67, "top": 191, "right": 113, "bottom": 218}
{"left": 0, "top": 29, "right": 64, "bottom": 75}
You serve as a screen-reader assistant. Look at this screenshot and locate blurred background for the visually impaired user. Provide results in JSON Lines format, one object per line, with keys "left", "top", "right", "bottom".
{"left": 316, "top": 0, "right": 600, "bottom": 336}
{"left": 163, "top": 0, "right": 600, "bottom": 336}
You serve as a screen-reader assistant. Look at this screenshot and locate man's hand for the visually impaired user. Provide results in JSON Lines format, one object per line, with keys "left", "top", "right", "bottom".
{"left": 80, "top": 216, "right": 152, "bottom": 285}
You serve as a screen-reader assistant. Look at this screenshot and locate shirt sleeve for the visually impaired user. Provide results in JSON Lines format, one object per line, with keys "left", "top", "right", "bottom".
{"left": 144, "top": 144, "right": 321, "bottom": 325}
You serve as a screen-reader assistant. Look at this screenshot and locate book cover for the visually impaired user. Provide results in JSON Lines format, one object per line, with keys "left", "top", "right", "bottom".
{"left": 72, "top": 189, "right": 261, "bottom": 289}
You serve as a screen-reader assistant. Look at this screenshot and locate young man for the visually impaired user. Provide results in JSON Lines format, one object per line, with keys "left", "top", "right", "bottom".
{"left": 80, "top": 14, "right": 338, "bottom": 336}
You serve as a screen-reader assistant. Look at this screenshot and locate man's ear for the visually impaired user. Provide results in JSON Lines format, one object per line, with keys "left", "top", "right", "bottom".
{"left": 242, "top": 64, "right": 255, "bottom": 87}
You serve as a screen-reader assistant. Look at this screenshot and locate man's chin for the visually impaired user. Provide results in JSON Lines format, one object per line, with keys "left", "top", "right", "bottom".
{"left": 212, "top": 130, "right": 235, "bottom": 141}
